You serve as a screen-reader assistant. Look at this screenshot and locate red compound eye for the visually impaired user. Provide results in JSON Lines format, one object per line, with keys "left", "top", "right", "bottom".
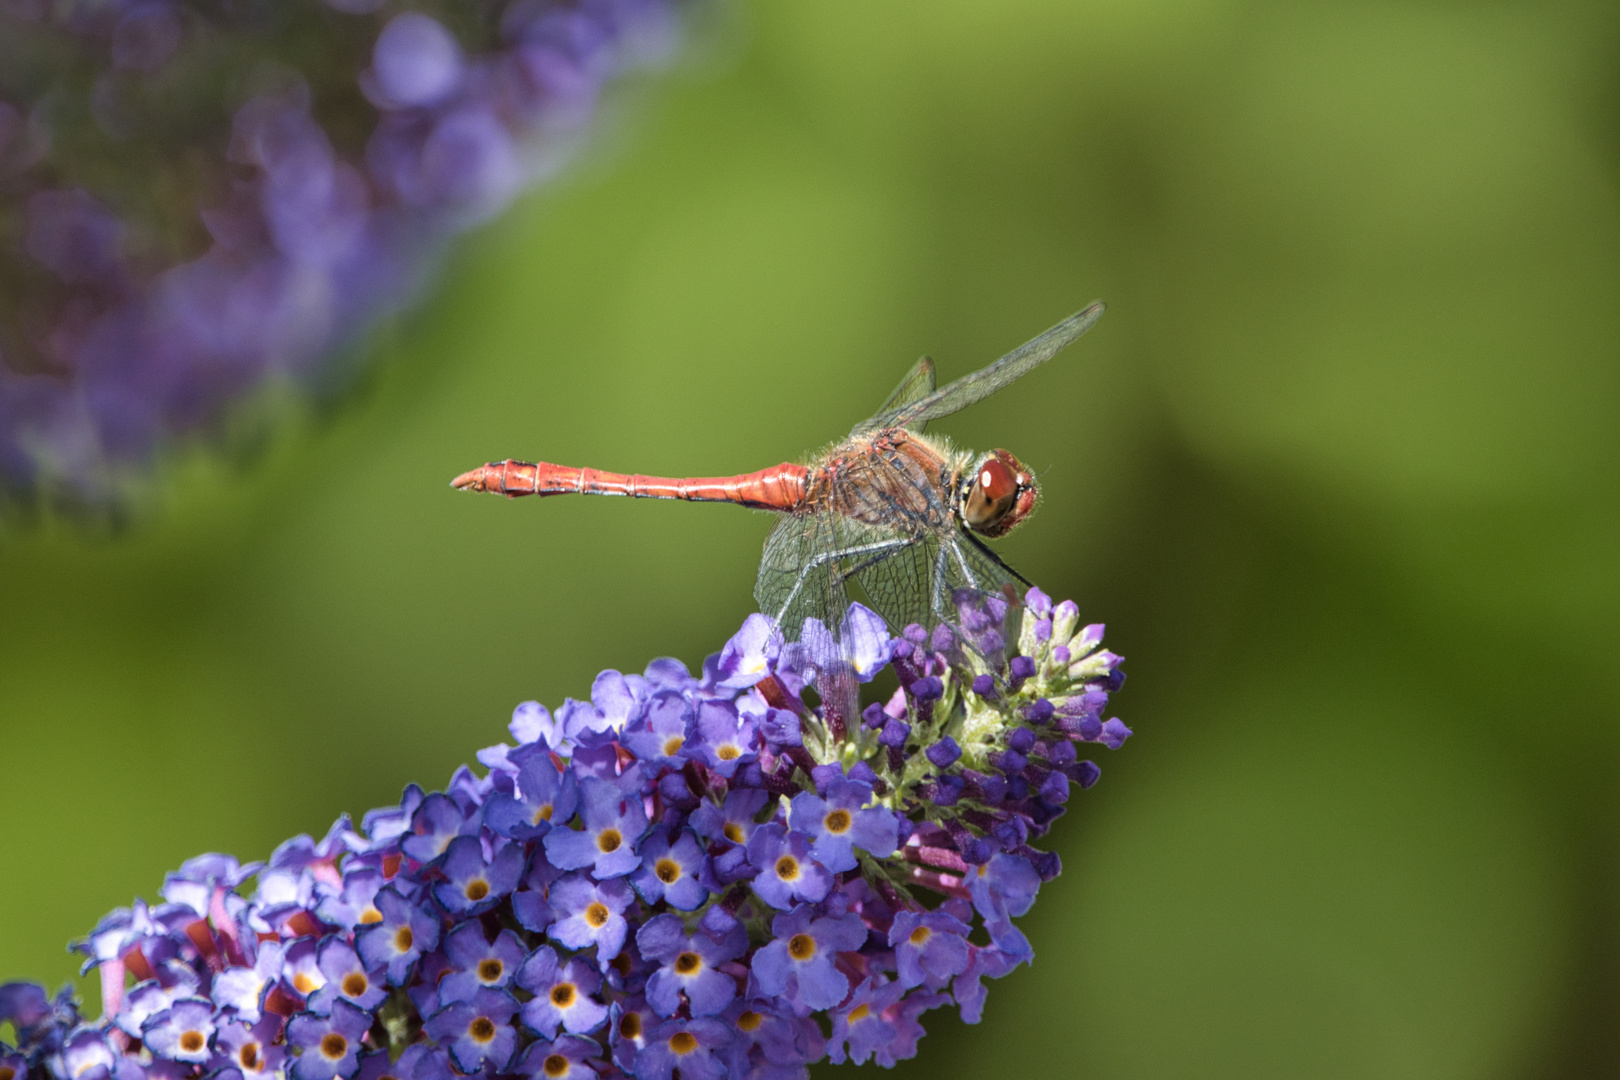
{"left": 962, "top": 450, "right": 1035, "bottom": 537}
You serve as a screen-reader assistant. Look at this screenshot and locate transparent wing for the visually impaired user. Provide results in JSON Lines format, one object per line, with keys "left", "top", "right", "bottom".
{"left": 859, "top": 356, "right": 937, "bottom": 436}
{"left": 755, "top": 512, "right": 916, "bottom": 642}
{"left": 857, "top": 301, "right": 1104, "bottom": 434}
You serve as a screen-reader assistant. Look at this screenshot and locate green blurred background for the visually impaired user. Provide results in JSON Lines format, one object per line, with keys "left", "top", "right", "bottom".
{"left": 5, "top": 1, "right": 1619, "bottom": 1075}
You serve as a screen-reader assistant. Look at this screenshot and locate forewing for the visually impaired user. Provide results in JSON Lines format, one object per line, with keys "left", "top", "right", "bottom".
{"left": 863, "top": 301, "right": 1105, "bottom": 432}
{"left": 857, "top": 356, "right": 937, "bottom": 435}
{"left": 756, "top": 512, "right": 846, "bottom": 643}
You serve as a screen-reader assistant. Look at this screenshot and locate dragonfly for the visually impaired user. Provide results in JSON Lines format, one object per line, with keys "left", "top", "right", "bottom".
{"left": 452, "top": 300, "right": 1105, "bottom": 730}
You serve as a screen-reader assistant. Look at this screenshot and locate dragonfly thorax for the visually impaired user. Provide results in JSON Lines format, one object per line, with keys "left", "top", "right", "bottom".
{"left": 959, "top": 448, "right": 1037, "bottom": 538}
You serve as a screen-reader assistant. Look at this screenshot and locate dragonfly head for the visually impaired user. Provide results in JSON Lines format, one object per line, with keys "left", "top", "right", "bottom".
{"left": 961, "top": 449, "right": 1037, "bottom": 538}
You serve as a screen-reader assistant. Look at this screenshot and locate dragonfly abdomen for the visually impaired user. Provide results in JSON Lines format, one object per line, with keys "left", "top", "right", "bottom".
{"left": 452, "top": 459, "right": 809, "bottom": 510}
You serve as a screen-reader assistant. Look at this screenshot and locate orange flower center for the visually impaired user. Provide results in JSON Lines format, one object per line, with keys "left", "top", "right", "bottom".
{"left": 909, "top": 926, "right": 932, "bottom": 946}
{"left": 179, "top": 1031, "right": 205, "bottom": 1054}
{"left": 542, "top": 1054, "right": 569, "bottom": 1078}
{"left": 674, "top": 951, "right": 701, "bottom": 975}
{"left": 597, "top": 829, "right": 622, "bottom": 853}
{"left": 319, "top": 1033, "right": 348, "bottom": 1060}
{"left": 478, "top": 959, "right": 504, "bottom": 982}
{"left": 464, "top": 878, "right": 490, "bottom": 902}
{"left": 824, "top": 809, "right": 852, "bottom": 834}
{"left": 723, "top": 823, "right": 744, "bottom": 844}
{"left": 468, "top": 1017, "right": 496, "bottom": 1043}
{"left": 736, "top": 1011, "right": 762, "bottom": 1032}
{"left": 655, "top": 859, "right": 681, "bottom": 884}
{"left": 668, "top": 1032, "right": 697, "bottom": 1055}
{"left": 584, "top": 902, "right": 610, "bottom": 928}
{"left": 551, "top": 984, "right": 576, "bottom": 1008}
{"left": 394, "top": 926, "right": 413, "bottom": 952}
{"left": 775, "top": 855, "right": 800, "bottom": 882}
{"left": 787, "top": 933, "right": 816, "bottom": 961}
{"left": 342, "top": 973, "right": 369, "bottom": 997}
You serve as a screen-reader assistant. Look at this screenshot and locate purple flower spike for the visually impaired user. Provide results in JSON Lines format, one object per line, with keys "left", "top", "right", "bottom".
{"left": 745, "top": 824, "right": 833, "bottom": 910}
{"left": 311, "top": 937, "right": 387, "bottom": 1012}
{"left": 421, "top": 988, "right": 518, "bottom": 1074}
{"left": 431, "top": 836, "right": 523, "bottom": 916}
{"left": 635, "top": 1017, "right": 734, "bottom": 1080}
{"left": 515, "top": 947, "right": 608, "bottom": 1039}
{"left": 11, "top": 595, "right": 1126, "bottom": 1074}
{"left": 636, "top": 914, "right": 747, "bottom": 1018}
{"left": 485, "top": 749, "right": 577, "bottom": 840}
{"left": 512, "top": 1034, "right": 601, "bottom": 1080}
{"left": 629, "top": 828, "right": 710, "bottom": 911}
{"left": 438, "top": 924, "right": 527, "bottom": 1003}
{"left": 788, "top": 780, "right": 899, "bottom": 874}
{"left": 286, "top": 998, "right": 370, "bottom": 1080}
{"left": 543, "top": 777, "right": 648, "bottom": 879}
{"left": 889, "top": 908, "right": 973, "bottom": 989}
{"left": 356, "top": 886, "right": 439, "bottom": 985}
{"left": 546, "top": 874, "right": 634, "bottom": 963}
{"left": 143, "top": 997, "right": 216, "bottom": 1063}
{"left": 751, "top": 905, "right": 868, "bottom": 1013}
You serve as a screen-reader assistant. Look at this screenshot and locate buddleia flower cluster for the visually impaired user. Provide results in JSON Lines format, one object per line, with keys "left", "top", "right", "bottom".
{"left": 0, "top": 0, "right": 685, "bottom": 510}
{"left": 0, "top": 588, "right": 1127, "bottom": 1079}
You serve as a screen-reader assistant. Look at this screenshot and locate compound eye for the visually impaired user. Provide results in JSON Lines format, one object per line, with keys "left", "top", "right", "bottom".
{"left": 963, "top": 457, "right": 1019, "bottom": 533}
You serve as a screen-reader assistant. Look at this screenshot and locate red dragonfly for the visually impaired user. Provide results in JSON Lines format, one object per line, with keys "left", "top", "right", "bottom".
{"left": 453, "top": 301, "right": 1105, "bottom": 722}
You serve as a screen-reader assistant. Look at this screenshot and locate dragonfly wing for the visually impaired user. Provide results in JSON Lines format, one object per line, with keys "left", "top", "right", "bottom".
{"left": 863, "top": 301, "right": 1105, "bottom": 432}
{"left": 856, "top": 356, "right": 937, "bottom": 436}
{"left": 756, "top": 512, "right": 913, "bottom": 641}
{"left": 849, "top": 532, "right": 936, "bottom": 634}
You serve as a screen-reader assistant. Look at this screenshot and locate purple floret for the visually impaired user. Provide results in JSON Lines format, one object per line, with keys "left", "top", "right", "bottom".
{"left": 431, "top": 835, "right": 523, "bottom": 916}
{"left": 629, "top": 828, "right": 709, "bottom": 911}
{"left": 889, "top": 906, "right": 972, "bottom": 989}
{"left": 514, "top": 947, "right": 608, "bottom": 1039}
{"left": 485, "top": 748, "right": 578, "bottom": 840}
{"left": 286, "top": 998, "right": 370, "bottom": 1080}
{"left": 787, "top": 777, "right": 899, "bottom": 873}
{"left": 636, "top": 913, "right": 746, "bottom": 1018}
{"left": 543, "top": 777, "right": 648, "bottom": 879}
{"left": 355, "top": 886, "right": 439, "bottom": 985}
{"left": 750, "top": 906, "right": 867, "bottom": 1013}
{"left": 437, "top": 923, "right": 527, "bottom": 1003}
{"left": 310, "top": 937, "right": 387, "bottom": 1013}
{"left": 143, "top": 997, "right": 216, "bottom": 1063}
{"left": 746, "top": 825, "right": 833, "bottom": 910}
{"left": 511, "top": 1034, "right": 601, "bottom": 1080}
{"left": 545, "top": 874, "right": 635, "bottom": 964}
{"left": 421, "top": 988, "right": 519, "bottom": 1074}
{"left": 634, "top": 1017, "right": 733, "bottom": 1080}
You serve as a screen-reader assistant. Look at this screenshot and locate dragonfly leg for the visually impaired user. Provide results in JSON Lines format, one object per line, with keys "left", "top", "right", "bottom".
{"left": 949, "top": 541, "right": 981, "bottom": 590}
{"left": 771, "top": 538, "right": 917, "bottom": 625}
{"left": 931, "top": 545, "right": 951, "bottom": 623}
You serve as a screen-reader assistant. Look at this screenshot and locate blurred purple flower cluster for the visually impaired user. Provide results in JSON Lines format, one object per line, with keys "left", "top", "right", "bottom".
{"left": 0, "top": 589, "right": 1126, "bottom": 1078}
{"left": 0, "top": 0, "right": 684, "bottom": 510}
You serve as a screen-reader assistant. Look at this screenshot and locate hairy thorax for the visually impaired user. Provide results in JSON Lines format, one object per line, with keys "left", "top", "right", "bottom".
{"left": 803, "top": 429, "right": 962, "bottom": 531}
